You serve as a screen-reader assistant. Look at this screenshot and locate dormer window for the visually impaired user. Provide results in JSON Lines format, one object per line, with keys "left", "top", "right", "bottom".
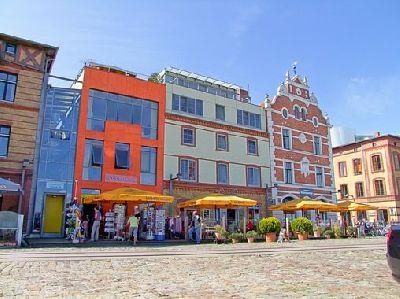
{"left": 5, "top": 43, "right": 17, "bottom": 55}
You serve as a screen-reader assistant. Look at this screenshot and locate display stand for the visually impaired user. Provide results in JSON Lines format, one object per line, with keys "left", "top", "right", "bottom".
{"left": 155, "top": 209, "right": 166, "bottom": 240}
{"left": 104, "top": 211, "right": 115, "bottom": 239}
{"left": 113, "top": 204, "right": 126, "bottom": 241}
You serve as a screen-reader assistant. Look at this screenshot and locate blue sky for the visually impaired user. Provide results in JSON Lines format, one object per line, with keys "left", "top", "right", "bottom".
{"left": 1, "top": 1, "right": 399, "bottom": 135}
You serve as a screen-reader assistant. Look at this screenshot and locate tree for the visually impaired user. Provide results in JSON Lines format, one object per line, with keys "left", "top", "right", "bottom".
{"left": 148, "top": 73, "right": 161, "bottom": 83}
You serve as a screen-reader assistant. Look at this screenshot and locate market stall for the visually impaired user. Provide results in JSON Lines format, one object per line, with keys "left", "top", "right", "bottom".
{"left": 82, "top": 187, "right": 174, "bottom": 241}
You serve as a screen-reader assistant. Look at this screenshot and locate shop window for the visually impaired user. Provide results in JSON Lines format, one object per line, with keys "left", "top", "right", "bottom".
{"left": 338, "top": 161, "right": 347, "bottom": 177}
{"left": 355, "top": 182, "right": 364, "bottom": 198}
{"left": 216, "top": 104, "right": 225, "bottom": 121}
{"left": 374, "top": 179, "right": 385, "bottom": 196}
{"left": 315, "top": 166, "right": 324, "bottom": 187}
{"left": 340, "top": 184, "right": 349, "bottom": 199}
{"left": 5, "top": 43, "right": 16, "bottom": 55}
{"left": 371, "top": 154, "right": 383, "bottom": 172}
{"left": 282, "top": 128, "right": 291, "bottom": 150}
{"left": 393, "top": 152, "right": 400, "bottom": 171}
{"left": 0, "top": 71, "right": 17, "bottom": 102}
{"left": 247, "top": 138, "right": 258, "bottom": 155}
{"left": 216, "top": 133, "right": 228, "bottom": 151}
{"left": 247, "top": 166, "right": 261, "bottom": 187}
{"left": 0, "top": 125, "right": 11, "bottom": 157}
{"left": 313, "top": 136, "right": 322, "bottom": 155}
{"left": 180, "top": 158, "right": 197, "bottom": 181}
{"left": 140, "top": 147, "right": 156, "bottom": 185}
{"left": 284, "top": 162, "right": 293, "bottom": 184}
{"left": 217, "top": 162, "right": 229, "bottom": 185}
{"left": 353, "top": 158, "right": 362, "bottom": 175}
{"left": 182, "top": 127, "right": 195, "bottom": 146}
{"left": 83, "top": 139, "right": 103, "bottom": 181}
{"left": 115, "top": 143, "right": 130, "bottom": 169}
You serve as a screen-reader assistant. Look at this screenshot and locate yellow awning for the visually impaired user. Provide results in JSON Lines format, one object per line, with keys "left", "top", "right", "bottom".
{"left": 269, "top": 199, "right": 341, "bottom": 212}
{"left": 177, "top": 194, "right": 257, "bottom": 209}
{"left": 337, "top": 200, "right": 378, "bottom": 212}
{"left": 82, "top": 187, "right": 174, "bottom": 204}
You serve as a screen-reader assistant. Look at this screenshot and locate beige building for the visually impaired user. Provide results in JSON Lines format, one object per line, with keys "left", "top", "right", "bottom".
{"left": 333, "top": 134, "right": 400, "bottom": 223}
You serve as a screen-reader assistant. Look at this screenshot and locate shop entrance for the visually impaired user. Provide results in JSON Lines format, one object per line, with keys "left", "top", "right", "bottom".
{"left": 43, "top": 195, "right": 64, "bottom": 234}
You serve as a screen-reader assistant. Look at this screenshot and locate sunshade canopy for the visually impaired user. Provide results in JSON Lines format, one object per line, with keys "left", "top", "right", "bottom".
{"left": 82, "top": 187, "right": 174, "bottom": 204}
{"left": 0, "top": 178, "right": 22, "bottom": 193}
{"left": 269, "top": 198, "right": 341, "bottom": 212}
{"left": 337, "top": 200, "right": 378, "bottom": 212}
{"left": 177, "top": 194, "right": 257, "bottom": 209}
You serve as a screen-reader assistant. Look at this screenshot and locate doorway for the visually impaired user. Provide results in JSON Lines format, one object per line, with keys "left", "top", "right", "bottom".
{"left": 43, "top": 195, "right": 64, "bottom": 234}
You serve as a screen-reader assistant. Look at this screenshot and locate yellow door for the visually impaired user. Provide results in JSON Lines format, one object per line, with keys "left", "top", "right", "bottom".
{"left": 43, "top": 195, "right": 64, "bottom": 234}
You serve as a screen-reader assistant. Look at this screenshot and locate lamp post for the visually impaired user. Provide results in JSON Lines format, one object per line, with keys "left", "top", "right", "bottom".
{"left": 18, "top": 159, "right": 30, "bottom": 214}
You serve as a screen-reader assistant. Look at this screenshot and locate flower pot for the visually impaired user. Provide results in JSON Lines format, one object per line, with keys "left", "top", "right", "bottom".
{"left": 297, "top": 232, "right": 308, "bottom": 240}
{"left": 325, "top": 235, "right": 331, "bottom": 239}
{"left": 247, "top": 237, "right": 255, "bottom": 243}
{"left": 232, "top": 239, "right": 240, "bottom": 244}
{"left": 265, "top": 232, "right": 277, "bottom": 242}
{"left": 313, "top": 230, "right": 321, "bottom": 238}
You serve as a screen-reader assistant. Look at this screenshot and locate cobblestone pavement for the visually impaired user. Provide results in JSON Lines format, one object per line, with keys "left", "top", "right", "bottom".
{"left": 0, "top": 238, "right": 398, "bottom": 298}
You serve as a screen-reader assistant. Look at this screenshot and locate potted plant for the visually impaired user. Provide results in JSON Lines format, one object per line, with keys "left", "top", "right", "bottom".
{"left": 313, "top": 226, "right": 322, "bottom": 238}
{"left": 214, "top": 225, "right": 227, "bottom": 241}
{"left": 229, "top": 232, "right": 244, "bottom": 244}
{"left": 291, "top": 217, "right": 313, "bottom": 240}
{"left": 258, "top": 217, "right": 281, "bottom": 242}
{"left": 333, "top": 225, "right": 343, "bottom": 239}
{"left": 346, "top": 226, "right": 356, "bottom": 238}
{"left": 245, "top": 230, "right": 258, "bottom": 243}
{"left": 323, "top": 229, "right": 334, "bottom": 239}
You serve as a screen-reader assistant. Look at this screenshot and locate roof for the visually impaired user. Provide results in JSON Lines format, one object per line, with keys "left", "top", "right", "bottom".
{"left": 160, "top": 66, "right": 244, "bottom": 92}
{"left": 0, "top": 33, "right": 58, "bottom": 57}
{"left": 333, "top": 134, "right": 400, "bottom": 153}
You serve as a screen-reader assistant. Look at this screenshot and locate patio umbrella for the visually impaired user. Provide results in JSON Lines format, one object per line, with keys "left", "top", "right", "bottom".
{"left": 82, "top": 187, "right": 174, "bottom": 204}
{"left": 336, "top": 200, "right": 378, "bottom": 212}
{"left": 0, "top": 178, "right": 22, "bottom": 192}
{"left": 177, "top": 194, "right": 257, "bottom": 209}
{"left": 269, "top": 198, "right": 341, "bottom": 212}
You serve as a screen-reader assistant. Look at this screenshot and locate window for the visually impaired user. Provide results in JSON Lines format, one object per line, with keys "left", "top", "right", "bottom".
{"left": 115, "top": 143, "right": 130, "bottom": 169}
{"left": 371, "top": 154, "right": 383, "bottom": 172}
{"left": 313, "top": 136, "right": 322, "bottom": 155}
{"left": 217, "top": 163, "right": 229, "bottom": 184}
{"left": 312, "top": 117, "right": 318, "bottom": 127}
{"left": 247, "top": 166, "right": 261, "bottom": 187}
{"left": 172, "top": 93, "right": 203, "bottom": 116}
{"left": 338, "top": 161, "right": 347, "bottom": 177}
{"left": 315, "top": 166, "right": 324, "bottom": 187}
{"left": 353, "top": 158, "right": 362, "bottom": 175}
{"left": 247, "top": 138, "right": 258, "bottom": 155}
{"left": 340, "top": 184, "right": 349, "bottom": 199}
{"left": 216, "top": 104, "right": 225, "bottom": 121}
{"left": 282, "top": 128, "right": 291, "bottom": 150}
{"left": 294, "top": 106, "right": 301, "bottom": 119}
{"left": 0, "top": 126, "right": 11, "bottom": 157}
{"left": 393, "top": 152, "right": 400, "bottom": 170}
{"left": 5, "top": 43, "right": 16, "bottom": 55}
{"left": 355, "top": 182, "right": 364, "bottom": 198}
{"left": 83, "top": 140, "right": 104, "bottom": 181}
{"left": 374, "top": 179, "right": 385, "bottom": 196}
{"left": 397, "top": 178, "right": 400, "bottom": 195}
{"left": 237, "top": 110, "right": 261, "bottom": 129}
{"left": 0, "top": 71, "right": 17, "bottom": 102}
{"left": 301, "top": 108, "right": 307, "bottom": 121}
{"left": 87, "top": 90, "right": 158, "bottom": 139}
{"left": 180, "top": 158, "right": 197, "bottom": 181}
{"left": 282, "top": 108, "right": 288, "bottom": 119}
{"left": 216, "top": 133, "right": 228, "bottom": 151}
{"left": 284, "top": 162, "right": 293, "bottom": 184}
{"left": 140, "top": 147, "right": 157, "bottom": 185}
{"left": 182, "top": 127, "right": 195, "bottom": 146}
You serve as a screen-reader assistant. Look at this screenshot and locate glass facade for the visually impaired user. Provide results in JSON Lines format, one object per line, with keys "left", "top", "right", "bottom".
{"left": 33, "top": 88, "right": 81, "bottom": 231}
{"left": 87, "top": 89, "right": 159, "bottom": 139}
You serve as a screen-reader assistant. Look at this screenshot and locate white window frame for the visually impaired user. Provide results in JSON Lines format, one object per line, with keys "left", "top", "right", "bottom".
{"left": 315, "top": 166, "right": 324, "bottom": 187}
{"left": 284, "top": 161, "right": 294, "bottom": 184}
{"left": 282, "top": 127, "right": 292, "bottom": 150}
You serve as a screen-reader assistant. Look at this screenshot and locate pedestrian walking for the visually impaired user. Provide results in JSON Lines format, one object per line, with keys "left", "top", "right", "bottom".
{"left": 188, "top": 211, "right": 202, "bottom": 244}
{"left": 128, "top": 212, "right": 140, "bottom": 245}
{"left": 91, "top": 206, "right": 102, "bottom": 242}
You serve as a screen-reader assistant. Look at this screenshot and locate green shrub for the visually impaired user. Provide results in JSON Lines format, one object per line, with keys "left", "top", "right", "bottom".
{"left": 290, "top": 217, "right": 313, "bottom": 234}
{"left": 323, "top": 229, "right": 334, "bottom": 238}
{"left": 229, "top": 232, "right": 244, "bottom": 241}
{"left": 258, "top": 217, "right": 281, "bottom": 234}
{"left": 214, "top": 225, "right": 228, "bottom": 237}
{"left": 245, "top": 230, "right": 258, "bottom": 239}
{"left": 333, "top": 225, "right": 344, "bottom": 238}
{"left": 347, "top": 226, "right": 357, "bottom": 238}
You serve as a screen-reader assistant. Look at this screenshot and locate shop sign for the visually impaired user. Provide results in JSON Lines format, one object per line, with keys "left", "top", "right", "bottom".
{"left": 46, "top": 181, "right": 65, "bottom": 190}
{"left": 105, "top": 174, "right": 137, "bottom": 184}
{"left": 300, "top": 188, "right": 314, "bottom": 197}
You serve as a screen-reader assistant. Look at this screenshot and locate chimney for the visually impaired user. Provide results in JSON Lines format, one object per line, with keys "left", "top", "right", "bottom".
{"left": 375, "top": 132, "right": 381, "bottom": 137}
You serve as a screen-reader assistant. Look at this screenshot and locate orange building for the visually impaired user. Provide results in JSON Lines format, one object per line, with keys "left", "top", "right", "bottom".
{"left": 72, "top": 63, "right": 165, "bottom": 215}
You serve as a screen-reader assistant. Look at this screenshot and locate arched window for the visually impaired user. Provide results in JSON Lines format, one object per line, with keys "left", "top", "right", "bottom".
{"left": 282, "top": 108, "right": 288, "bottom": 119}
{"left": 313, "top": 117, "right": 319, "bottom": 127}
{"left": 301, "top": 108, "right": 307, "bottom": 121}
{"left": 294, "top": 106, "right": 301, "bottom": 119}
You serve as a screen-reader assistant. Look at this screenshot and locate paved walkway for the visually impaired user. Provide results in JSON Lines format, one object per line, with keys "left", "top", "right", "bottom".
{"left": 0, "top": 238, "right": 398, "bottom": 298}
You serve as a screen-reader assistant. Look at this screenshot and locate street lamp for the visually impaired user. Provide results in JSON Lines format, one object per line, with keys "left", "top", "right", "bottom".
{"left": 18, "top": 159, "right": 30, "bottom": 214}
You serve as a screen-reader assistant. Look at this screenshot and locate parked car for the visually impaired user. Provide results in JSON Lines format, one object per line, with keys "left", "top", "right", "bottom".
{"left": 387, "top": 224, "right": 400, "bottom": 282}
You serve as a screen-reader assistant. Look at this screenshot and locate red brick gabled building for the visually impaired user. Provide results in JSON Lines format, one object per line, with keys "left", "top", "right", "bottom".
{"left": 265, "top": 71, "right": 335, "bottom": 212}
